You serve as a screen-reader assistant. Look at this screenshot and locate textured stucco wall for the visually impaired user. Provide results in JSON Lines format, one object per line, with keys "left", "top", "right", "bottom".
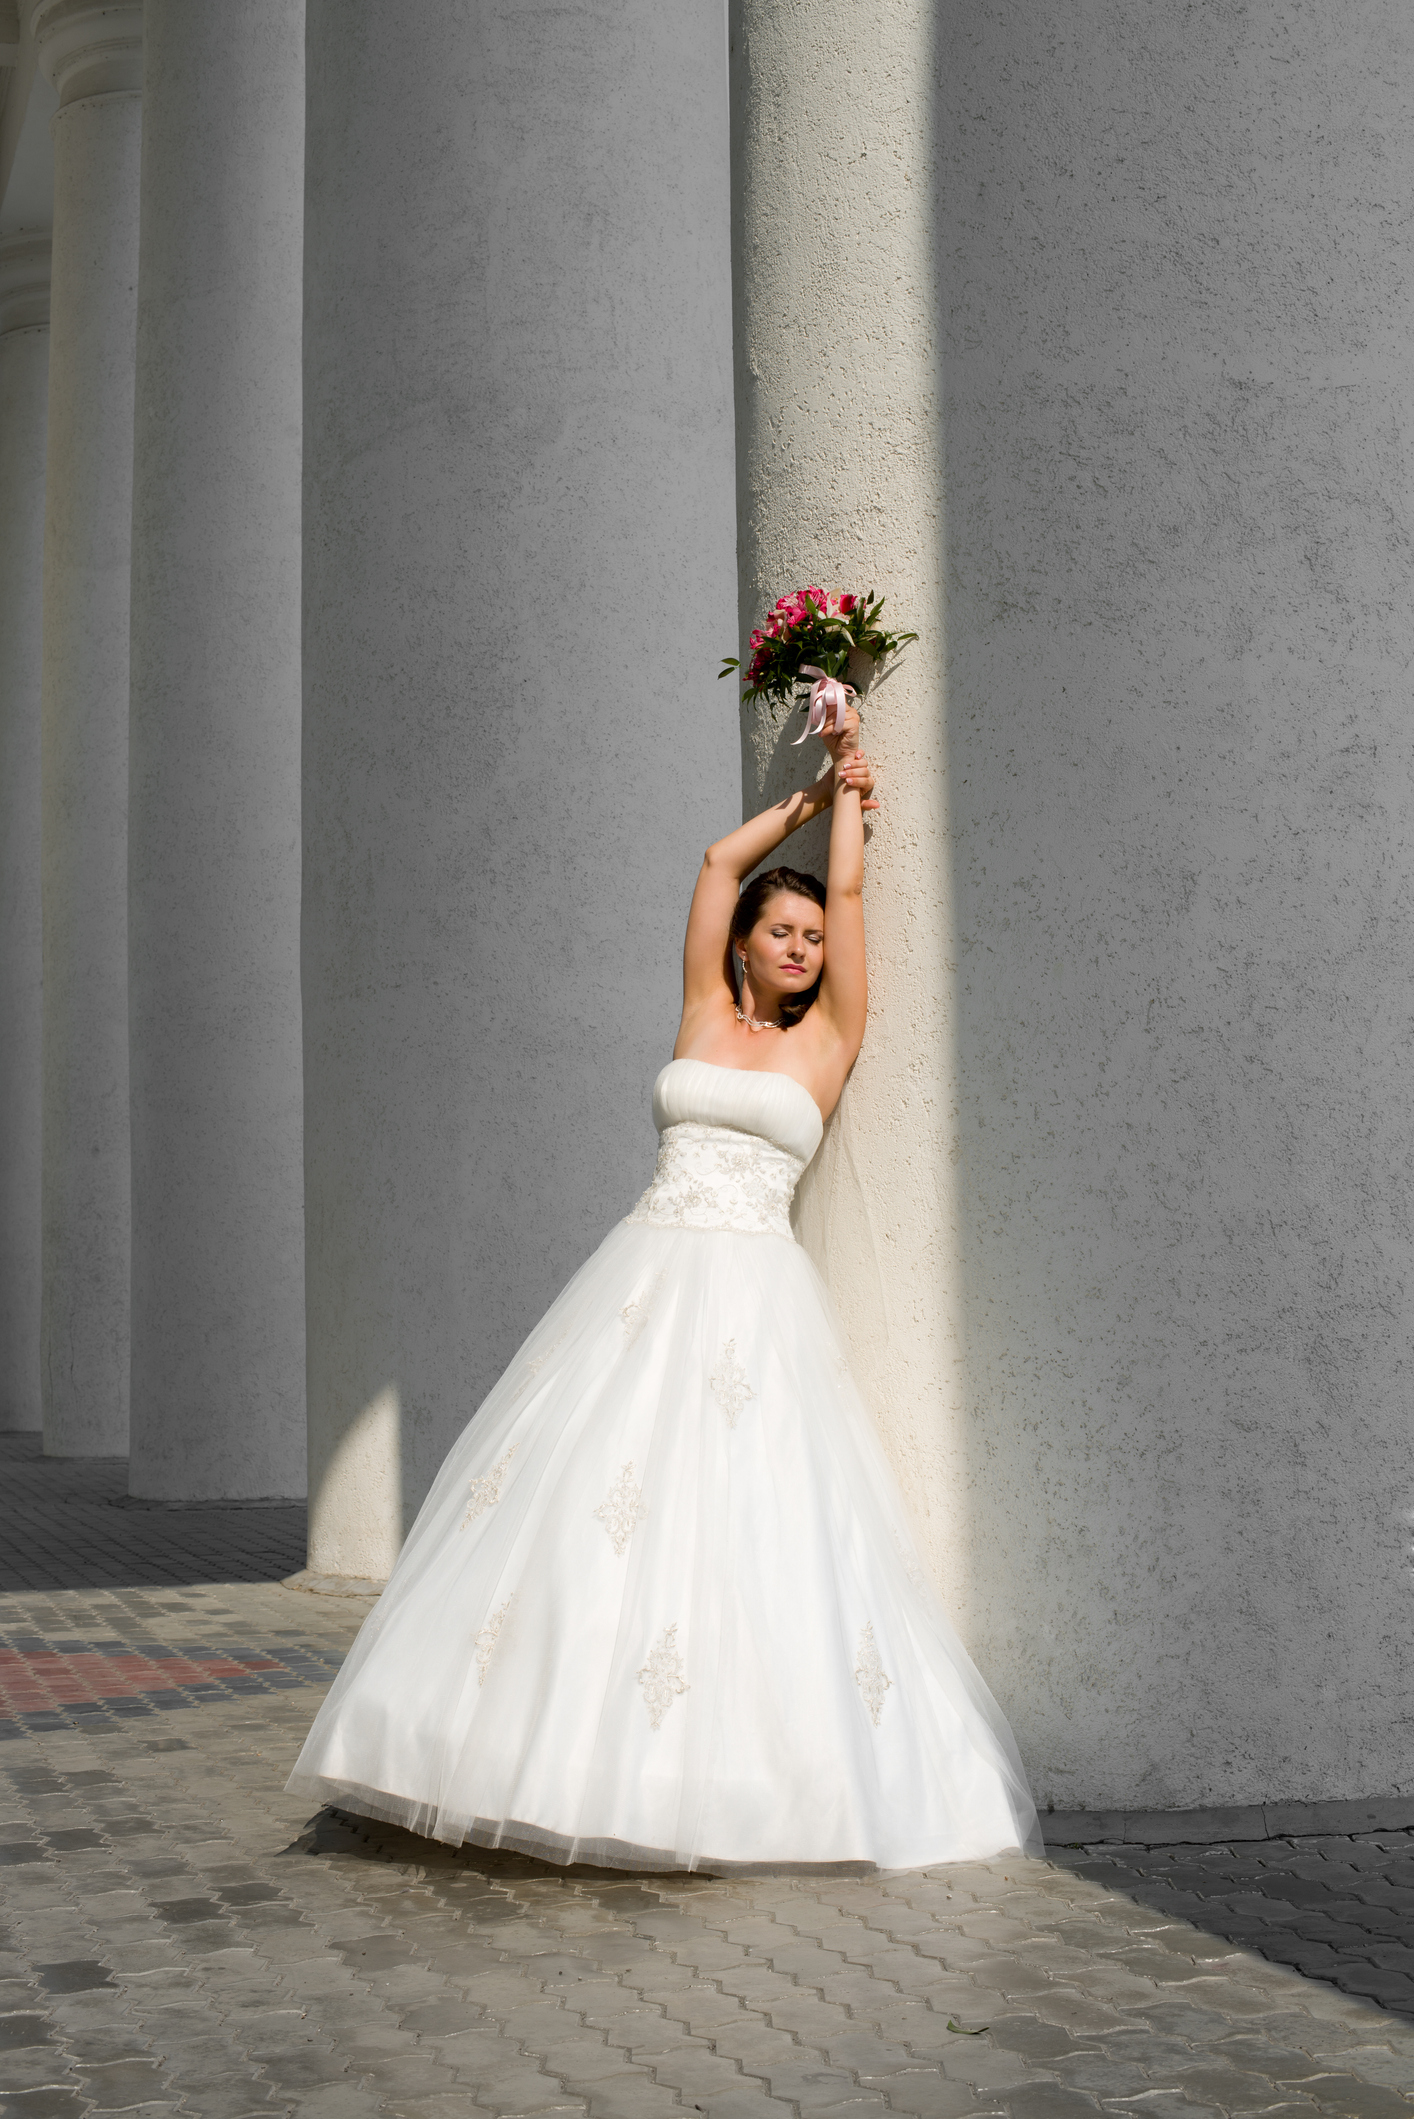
{"left": 127, "top": 0, "right": 306, "bottom": 1500}
{"left": 302, "top": 0, "right": 737, "bottom": 1575}
{"left": 734, "top": 0, "right": 1414, "bottom": 1808}
{"left": 38, "top": 59, "right": 141, "bottom": 1458}
{"left": 0, "top": 46, "right": 55, "bottom": 238}
{"left": 729, "top": 0, "right": 967, "bottom": 1624}
{"left": 0, "top": 270, "right": 48, "bottom": 1430}
{"left": 941, "top": 2, "right": 1414, "bottom": 1807}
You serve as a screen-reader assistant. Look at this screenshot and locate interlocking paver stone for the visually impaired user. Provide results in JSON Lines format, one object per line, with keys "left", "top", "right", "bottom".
{"left": 2, "top": 1438, "right": 1412, "bottom": 2119}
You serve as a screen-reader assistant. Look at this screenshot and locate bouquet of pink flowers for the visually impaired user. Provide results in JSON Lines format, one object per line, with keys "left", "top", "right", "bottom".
{"left": 720, "top": 588, "right": 917, "bottom": 743}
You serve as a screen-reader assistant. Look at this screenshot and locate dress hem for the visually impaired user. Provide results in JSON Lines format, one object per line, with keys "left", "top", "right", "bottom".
{"left": 285, "top": 1770, "right": 1036, "bottom": 1877}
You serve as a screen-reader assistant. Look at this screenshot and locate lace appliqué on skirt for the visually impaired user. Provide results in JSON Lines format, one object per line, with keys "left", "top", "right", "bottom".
{"left": 594, "top": 1462, "right": 648, "bottom": 1557}
{"left": 463, "top": 1446, "right": 517, "bottom": 1526}
{"left": 627, "top": 1122, "right": 804, "bottom": 1237}
{"left": 475, "top": 1597, "right": 513, "bottom": 1686}
{"left": 620, "top": 1274, "right": 662, "bottom": 1348}
{"left": 638, "top": 1623, "right": 689, "bottom": 1729}
{"left": 893, "top": 1528, "right": 930, "bottom": 1594}
{"left": 854, "top": 1621, "right": 892, "bottom": 1726}
{"left": 708, "top": 1340, "right": 755, "bottom": 1429}
{"left": 510, "top": 1327, "right": 569, "bottom": 1402}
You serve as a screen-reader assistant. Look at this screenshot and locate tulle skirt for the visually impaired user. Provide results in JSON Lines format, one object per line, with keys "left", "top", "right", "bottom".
{"left": 286, "top": 1219, "right": 1039, "bottom": 1871}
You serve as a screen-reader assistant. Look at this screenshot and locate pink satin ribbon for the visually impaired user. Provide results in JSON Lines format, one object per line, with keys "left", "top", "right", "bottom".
{"left": 793, "top": 665, "right": 855, "bottom": 744}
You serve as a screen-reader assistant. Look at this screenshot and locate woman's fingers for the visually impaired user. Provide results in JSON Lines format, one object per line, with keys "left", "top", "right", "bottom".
{"left": 838, "top": 745, "right": 878, "bottom": 807}
{"left": 823, "top": 701, "right": 862, "bottom": 751}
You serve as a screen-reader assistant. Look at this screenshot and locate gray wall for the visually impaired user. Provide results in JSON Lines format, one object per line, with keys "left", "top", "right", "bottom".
{"left": 301, "top": 0, "right": 738, "bottom": 1575}
{"left": 38, "top": 64, "right": 141, "bottom": 1459}
{"left": 0, "top": 263, "right": 48, "bottom": 1432}
{"left": 127, "top": 0, "right": 306, "bottom": 1501}
{"left": 939, "top": 1, "right": 1414, "bottom": 1806}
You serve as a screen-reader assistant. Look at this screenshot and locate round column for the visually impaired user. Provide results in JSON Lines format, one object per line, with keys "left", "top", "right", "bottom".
{"left": 31, "top": 0, "right": 142, "bottom": 1457}
{"left": 0, "top": 235, "right": 50, "bottom": 1432}
{"left": 301, "top": 0, "right": 737, "bottom": 1577}
{"left": 730, "top": 5, "right": 961, "bottom": 1574}
{"left": 126, "top": 0, "right": 305, "bottom": 1501}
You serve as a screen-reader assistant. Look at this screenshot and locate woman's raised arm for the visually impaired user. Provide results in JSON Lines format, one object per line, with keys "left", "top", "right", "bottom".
{"left": 680, "top": 772, "right": 837, "bottom": 1016}
{"left": 814, "top": 741, "right": 869, "bottom": 1060}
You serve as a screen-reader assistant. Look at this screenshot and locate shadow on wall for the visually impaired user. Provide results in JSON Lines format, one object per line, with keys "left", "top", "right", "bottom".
{"left": 937, "top": 2, "right": 1414, "bottom": 1810}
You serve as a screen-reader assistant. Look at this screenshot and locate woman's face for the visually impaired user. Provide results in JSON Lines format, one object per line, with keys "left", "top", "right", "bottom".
{"left": 739, "top": 891, "right": 825, "bottom": 1002}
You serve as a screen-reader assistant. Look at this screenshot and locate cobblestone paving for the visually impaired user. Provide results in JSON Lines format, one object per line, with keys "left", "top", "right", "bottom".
{"left": 0, "top": 1439, "right": 306, "bottom": 1593}
{"left": 1, "top": 1453, "right": 1411, "bottom": 2117}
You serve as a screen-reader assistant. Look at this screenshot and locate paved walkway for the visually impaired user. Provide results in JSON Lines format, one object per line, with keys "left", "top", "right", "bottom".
{"left": 1, "top": 1441, "right": 1411, "bottom": 2118}
{"left": 0, "top": 1439, "right": 306, "bottom": 1594}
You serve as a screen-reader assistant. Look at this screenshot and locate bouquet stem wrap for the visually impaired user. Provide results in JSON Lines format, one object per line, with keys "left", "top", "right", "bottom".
{"left": 794, "top": 665, "right": 855, "bottom": 744}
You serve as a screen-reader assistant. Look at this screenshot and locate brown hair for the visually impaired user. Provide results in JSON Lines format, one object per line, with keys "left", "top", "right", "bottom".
{"left": 729, "top": 867, "right": 826, "bottom": 1029}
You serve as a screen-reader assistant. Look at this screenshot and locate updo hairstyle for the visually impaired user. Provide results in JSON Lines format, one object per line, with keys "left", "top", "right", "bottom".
{"left": 729, "top": 866, "right": 827, "bottom": 1029}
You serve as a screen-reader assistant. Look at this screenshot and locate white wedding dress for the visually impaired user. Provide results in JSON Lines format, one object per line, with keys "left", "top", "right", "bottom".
{"left": 288, "top": 1058, "right": 1040, "bottom": 1871}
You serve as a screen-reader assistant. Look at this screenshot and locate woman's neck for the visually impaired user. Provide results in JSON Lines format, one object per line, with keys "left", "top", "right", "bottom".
{"left": 737, "top": 977, "right": 784, "bottom": 1029}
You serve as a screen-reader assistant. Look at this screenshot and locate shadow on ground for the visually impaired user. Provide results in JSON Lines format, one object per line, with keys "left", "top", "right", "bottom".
{"left": 309, "top": 1805, "right": 1414, "bottom": 2030}
{"left": 0, "top": 1433, "right": 306, "bottom": 1591}
{"left": 1050, "top": 1839, "right": 1414, "bottom": 2025}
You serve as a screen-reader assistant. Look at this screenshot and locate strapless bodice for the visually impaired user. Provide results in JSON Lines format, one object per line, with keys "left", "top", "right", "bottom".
{"left": 625, "top": 1058, "right": 824, "bottom": 1238}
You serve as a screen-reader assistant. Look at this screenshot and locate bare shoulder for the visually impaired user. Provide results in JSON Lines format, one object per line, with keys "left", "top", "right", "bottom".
{"left": 793, "top": 1017, "right": 855, "bottom": 1120}
{"left": 673, "top": 988, "right": 737, "bottom": 1060}
{"left": 746, "top": 1011, "right": 853, "bottom": 1120}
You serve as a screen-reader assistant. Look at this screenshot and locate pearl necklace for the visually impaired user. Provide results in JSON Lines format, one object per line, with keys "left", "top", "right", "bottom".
{"left": 736, "top": 1006, "right": 782, "bottom": 1033}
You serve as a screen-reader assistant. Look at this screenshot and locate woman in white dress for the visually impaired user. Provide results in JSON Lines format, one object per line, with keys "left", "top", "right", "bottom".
{"left": 288, "top": 706, "right": 1040, "bottom": 1871}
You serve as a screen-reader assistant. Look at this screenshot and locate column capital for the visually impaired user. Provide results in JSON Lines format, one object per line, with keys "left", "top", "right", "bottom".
{"left": 0, "top": 231, "right": 51, "bottom": 334}
{"left": 26, "top": 0, "right": 140, "bottom": 105}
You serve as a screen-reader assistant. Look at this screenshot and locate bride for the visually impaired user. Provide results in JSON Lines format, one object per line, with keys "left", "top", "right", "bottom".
{"left": 288, "top": 706, "right": 1040, "bottom": 1871}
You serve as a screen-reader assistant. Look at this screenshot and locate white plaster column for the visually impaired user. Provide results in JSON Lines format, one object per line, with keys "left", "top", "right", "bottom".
{"left": 729, "top": 5, "right": 961, "bottom": 1575}
{"left": 126, "top": 0, "right": 305, "bottom": 1501}
{"left": 0, "top": 233, "right": 50, "bottom": 1431}
{"left": 31, "top": 0, "right": 141, "bottom": 1456}
{"left": 301, "top": 0, "right": 737, "bottom": 1577}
